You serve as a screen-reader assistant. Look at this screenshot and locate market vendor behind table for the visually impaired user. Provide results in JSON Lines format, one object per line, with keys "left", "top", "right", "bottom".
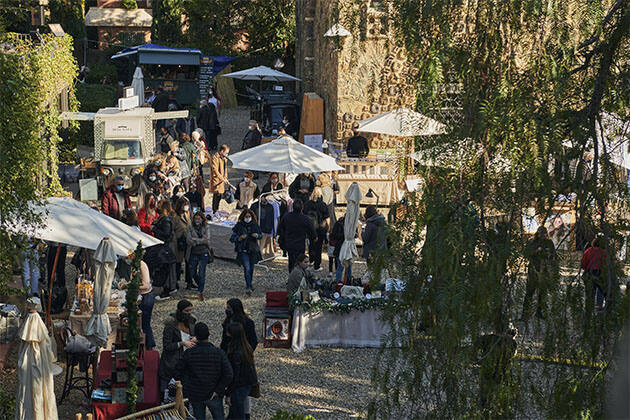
{"left": 346, "top": 122, "right": 370, "bottom": 158}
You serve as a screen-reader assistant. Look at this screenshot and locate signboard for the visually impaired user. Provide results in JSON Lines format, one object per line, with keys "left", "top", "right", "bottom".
{"left": 304, "top": 134, "right": 323, "bottom": 151}
{"left": 199, "top": 56, "right": 214, "bottom": 99}
{"left": 79, "top": 178, "right": 98, "bottom": 202}
{"left": 104, "top": 119, "right": 142, "bottom": 138}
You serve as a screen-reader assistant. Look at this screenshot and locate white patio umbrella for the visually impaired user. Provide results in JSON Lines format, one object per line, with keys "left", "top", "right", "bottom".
{"left": 358, "top": 108, "right": 447, "bottom": 137}
{"left": 221, "top": 65, "right": 301, "bottom": 91}
{"left": 15, "top": 310, "right": 58, "bottom": 420}
{"left": 228, "top": 135, "right": 344, "bottom": 174}
{"left": 85, "top": 238, "right": 116, "bottom": 347}
{"left": 12, "top": 197, "right": 162, "bottom": 256}
{"left": 131, "top": 66, "right": 144, "bottom": 107}
{"left": 339, "top": 182, "right": 362, "bottom": 274}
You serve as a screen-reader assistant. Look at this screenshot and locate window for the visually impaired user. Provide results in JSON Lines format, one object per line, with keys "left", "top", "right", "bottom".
{"left": 103, "top": 139, "right": 142, "bottom": 160}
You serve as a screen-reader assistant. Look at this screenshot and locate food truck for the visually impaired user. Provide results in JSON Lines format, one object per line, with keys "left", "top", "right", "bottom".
{"left": 61, "top": 90, "right": 187, "bottom": 190}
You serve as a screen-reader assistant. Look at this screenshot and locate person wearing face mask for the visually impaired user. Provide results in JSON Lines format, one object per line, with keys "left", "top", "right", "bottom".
{"left": 173, "top": 197, "right": 194, "bottom": 289}
{"left": 346, "top": 122, "right": 370, "bottom": 158}
{"left": 282, "top": 115, "right": 297, "bottom": 138}
{"left": 251, "top": 195, "right": 275, "bottom": 258}
{"left": 186, "top": 213, "right": 212, "bottom": 301}
{"left": 209, "top": 144, "right": 231, "bottom": 212}
{"left": 158, "top": 299, "right": 197, "bottom": 399}
{"left": 184, "top": 182, "right": 204, "bottom": 214}
{"left": 230, "top": 210, "right": 262, "bottom": 295}
{"left": 171, "top": 185, "right": 185, "bottom": 208}
{"left": 138, "top": 193, "right": 159, "bottom": 235}
{"left": 101, "top": 176, "right": 132, "bottom": 220}
{"left": 235, "top": 171, "right": 260, "bottom": 210}
{"left": 287, "top": 254, "right": 316, "bottom": 296}
{"left": 242, "top": 120, "right": 262, "bottom": 150}
{"left": 261, "top": 172, "right": 284, "bottom": 194}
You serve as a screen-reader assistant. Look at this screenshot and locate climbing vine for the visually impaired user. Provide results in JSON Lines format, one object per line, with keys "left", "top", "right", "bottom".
{"left": 125, "top": 243, "right": 145, "bottom": 414}
{"left": 0, "top": 32, "right": 78, "bottom": 293}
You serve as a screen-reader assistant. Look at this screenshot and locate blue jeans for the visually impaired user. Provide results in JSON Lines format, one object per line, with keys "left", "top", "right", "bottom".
{"left": 139, "top": 291, "right": 155, "bottom": 349}
{"left": 336, "top": 257, "right": 352, "bottom": 282}
{"left": 239, "top": 253, "right": 254, "bottom": 289}
{"left": 191, "top": 395, "right": 225, "bottom": 420}
{"left": 21, "top": 251, "right": 39, "bottom": 295}
{"left": 228, "top": 385, "right": 251, "bottom": 419}
{"left": 189, "top": 253, "right": 210, "bottom": 293}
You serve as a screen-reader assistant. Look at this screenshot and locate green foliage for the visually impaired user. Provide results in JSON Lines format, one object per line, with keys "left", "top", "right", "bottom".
{"left": 0, "top": 0, "right": 32, "bottom": 34}
{"left": 72, "top": 83, "right": 116, "bottom": 148}
{"left": 152, "top": 0, "right": 186, "bottom": 46}
{"left": 0, "top": 33, "right": 77, "bottom": 293}
{"left": 269, "top": 411, "right": 316, "bottom": 420}
{"left": 366, "top": 0, "right": 630, "bottom": 418}
{"left": 121, "top": 0, "right": 138, "bottom": 10}
{"left": 125, "top": 242, "right": 145, "bottom": 413}
{"left": 85, "top": 62, "right": 117, "bottom": 85}
{"left": 48, "top": 0, "right": 86, "bottom": 40}
{"left": 153, "top": 0, "right": 296, "bottom": 57}
{"left": 290, "top": 294, "right": 387, "bottom": 314}
{"left": 0, "top": 387, "right": 16, "bottom": 419}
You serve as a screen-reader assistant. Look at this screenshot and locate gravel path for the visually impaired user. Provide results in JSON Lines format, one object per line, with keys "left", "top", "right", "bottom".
{"left": 1, "top": 107, "right": 375, "bottom": 419}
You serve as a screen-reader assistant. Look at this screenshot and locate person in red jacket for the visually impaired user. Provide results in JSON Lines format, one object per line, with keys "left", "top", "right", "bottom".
{"left": 138, "top": 193, "right": 158, "bottom": 236}
{"left": 581, "top": 236, "right": 608, "bottom": 311}
{"left": 101, "top": 176, "right": 132, "bottom": 220}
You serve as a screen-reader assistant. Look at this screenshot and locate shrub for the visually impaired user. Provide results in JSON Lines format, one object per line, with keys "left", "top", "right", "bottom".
{"left": 72, "top": 84, "right": 117, "bottom": 147}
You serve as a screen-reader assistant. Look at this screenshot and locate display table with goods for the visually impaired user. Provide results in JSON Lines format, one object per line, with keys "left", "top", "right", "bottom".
{"left": 91, "top": 349, "right": 160, "bottom": 420}
{"left": 206, "top": 209, "right": 239, "bottom": 259}
{"left": 70, "top": 283, "right": 125, "bottom": 350}
{"left": 290, "top": 273, "right": 400, "bottom": 352}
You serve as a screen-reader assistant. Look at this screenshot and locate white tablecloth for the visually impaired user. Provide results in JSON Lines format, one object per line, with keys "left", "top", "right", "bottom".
{"left": 209, "top": 221, "right": 236, "bottom": 260}
{"left": 291, "top": 308, "right": 390, "bottom": 352}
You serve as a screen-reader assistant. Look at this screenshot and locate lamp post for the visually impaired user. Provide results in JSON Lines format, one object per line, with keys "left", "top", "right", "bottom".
{"left": 365, "top": 188, "right": 380, "bottom": 207}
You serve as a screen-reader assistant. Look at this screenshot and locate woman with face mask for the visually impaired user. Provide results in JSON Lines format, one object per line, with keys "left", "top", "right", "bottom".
{"left": 230, "top": 209, "right": 262, "bottom": 295}
{"left": 235, "top": 171, "right": 260, "bottom": 210}
{"left": 138, "top": 193, "right": 158, "bottom": 235}
{"left": 173, "top": 197, "right": 193, "bottom": 289}
{"left": 186, "top": 213, "right": 212, "bottom": 301}
{"left": 261, "top": 172, "right": 284, "bottom": 195}
{"left": 157, "top": 299, "right": 197, "bottom": 399}
{"left": 241, "top": 120, "right": 262, "bottom": 150}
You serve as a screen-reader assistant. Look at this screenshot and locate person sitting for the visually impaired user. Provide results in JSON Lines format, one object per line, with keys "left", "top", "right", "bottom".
{"left": 346, "top": 122, "right": 370, "bottom": 158}
{"left": 287, "top": 254, "right": 316, "bottom": 296}
{"left": 101, "top": 176, "right": 131, "bottom": 220}
{"left": 176, "top": 322, "right": 233, "bottom": 420}
{"left": 235, "top": 171, "right": 260, "bottom": 210}
{"left": 158, "top": 300, "right": 197, "bottom": 398}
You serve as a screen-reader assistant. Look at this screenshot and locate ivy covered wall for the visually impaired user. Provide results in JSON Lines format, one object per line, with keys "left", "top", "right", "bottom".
{"left": 0, "top": 33, "right": 78, "bottom": 292}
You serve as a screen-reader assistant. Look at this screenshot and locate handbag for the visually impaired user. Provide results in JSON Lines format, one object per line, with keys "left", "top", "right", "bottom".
{"left": 222, "top": 186, "right": 235, "bottom": 204}
{"left": 249, "top": 382, "right": 261, "bottom": 398}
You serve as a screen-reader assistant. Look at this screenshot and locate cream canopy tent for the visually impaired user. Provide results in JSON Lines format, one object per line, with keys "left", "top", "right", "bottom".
{"left": 228, "top": 135, "right": 344, "bottom": 174}
{"left": 12, "top": 197, "right": 162, "bottom": 256}
{"left": 358, "top": 108, "right": 447, "bottom": 137}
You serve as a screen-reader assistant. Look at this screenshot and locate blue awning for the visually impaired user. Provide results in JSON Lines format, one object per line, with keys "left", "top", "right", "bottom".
{"left": 210, "top": 56, "right": 237, "bottom": 77}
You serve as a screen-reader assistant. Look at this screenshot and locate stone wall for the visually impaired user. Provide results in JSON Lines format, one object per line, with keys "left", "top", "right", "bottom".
{"left": 295, "top": 0, "right": 417, "bottom": 150}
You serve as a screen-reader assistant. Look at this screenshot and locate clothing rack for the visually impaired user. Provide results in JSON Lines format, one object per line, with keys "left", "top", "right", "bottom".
{"left": 75, "top": 381, "right": 188, "bottom": 420}
{"left": 255, "top": 188, "right": 289, "bottom": 271}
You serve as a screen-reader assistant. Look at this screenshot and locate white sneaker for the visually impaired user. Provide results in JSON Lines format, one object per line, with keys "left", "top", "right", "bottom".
{"left": 314, "top": 267, "right": 323, "bottom": 272}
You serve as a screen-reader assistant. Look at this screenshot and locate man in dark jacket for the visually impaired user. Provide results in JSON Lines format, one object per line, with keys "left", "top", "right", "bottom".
{"left": 101, "top": 176, "right": 131, "bottom": 220}
{"left": 288, "top": 173, "right": 315, "bottom": 204}
{"left": 346, "top": 122, "right": 370, "bottom": 158}
{"left": 152, "top": 87, "right": 170, "bottom": 131}
{"left": 361, "top": 205, "right": 387, "bottom": 261}
{"left": 277, "top": 199, "right": 316, "bottom": 272}
{"left": 176, "top": 322, "right": 233, "bottom": 420}
{"left": 197, "top": 100, "right": 220, "bottom": 151}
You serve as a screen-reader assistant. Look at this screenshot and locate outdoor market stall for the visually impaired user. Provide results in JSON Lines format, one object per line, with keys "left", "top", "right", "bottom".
{"left": 333, "top": 108, "right": 447, "bottom": 206}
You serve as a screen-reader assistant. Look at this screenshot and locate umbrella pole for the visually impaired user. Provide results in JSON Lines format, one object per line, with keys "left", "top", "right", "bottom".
{"left": 45, "top": 245, "right": 62, "bottom": 328}
{"left": 259, "top": 77, "right": 263, "bottom": 93}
